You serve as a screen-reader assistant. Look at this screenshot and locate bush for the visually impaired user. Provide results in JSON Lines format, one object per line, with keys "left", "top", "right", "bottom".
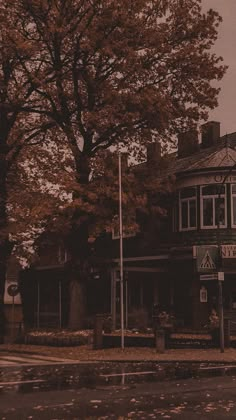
{"left": 24, "top": 329, "right": 92, "bottom": 346}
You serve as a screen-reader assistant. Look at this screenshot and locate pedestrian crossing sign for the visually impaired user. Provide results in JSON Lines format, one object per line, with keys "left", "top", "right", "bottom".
{"left": 196, "top": 246, "right": 218, "bottom": 273}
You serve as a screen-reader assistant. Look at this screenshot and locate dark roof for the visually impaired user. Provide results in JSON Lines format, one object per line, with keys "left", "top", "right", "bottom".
{"left": 162, "top": 133, "right": 236, "bottom": 177}
{"left": 132, "top": 132, "right": 236, "bottom": 178}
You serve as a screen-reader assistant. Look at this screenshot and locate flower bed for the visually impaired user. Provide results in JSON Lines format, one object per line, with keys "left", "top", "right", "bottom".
{"left": 24, "top": 329, "right": 93, "bottom": 346}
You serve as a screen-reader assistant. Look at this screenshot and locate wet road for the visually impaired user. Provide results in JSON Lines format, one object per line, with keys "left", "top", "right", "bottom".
{"left": 0, "top": 351, "right": 79, "bottom": 367}
{"left": 1, "top": 356, "right": 236, "bottom": 418}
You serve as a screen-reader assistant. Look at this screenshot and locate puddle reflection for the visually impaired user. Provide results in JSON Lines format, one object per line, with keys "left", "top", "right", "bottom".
{"left": 0, "top": 361, "right": 234, "bottom": 394}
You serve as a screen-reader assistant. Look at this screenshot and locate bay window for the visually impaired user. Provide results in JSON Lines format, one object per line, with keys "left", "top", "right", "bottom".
{"left": 200, "top": 184, "right": 226, "bottom": 228}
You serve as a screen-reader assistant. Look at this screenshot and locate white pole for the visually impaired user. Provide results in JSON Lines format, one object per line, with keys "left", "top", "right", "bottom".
{"left": 118, "top": 152, "right": 125, "bottom": 350}
{"left": 37, "top": 279, "right": 40, "bottom": 329}
{"left": 59, "top": 279, "right": 62, "bottom": 329}
{"left": 125, "top": 278, "right": 128, "bottom": 329}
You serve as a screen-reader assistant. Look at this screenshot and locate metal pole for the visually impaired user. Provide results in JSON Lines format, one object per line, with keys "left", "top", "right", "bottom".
{"left": 12, "top": 295, "right": 15, "bottom": 338}
{"left": 111, "top": 269, "right": 117, "bottom": 330}
{"left": 216, "top": 165, "right": 236, "bottom": 352}
{"left": 125, "top": 278, "right": 128, "bottom": 329}
{"left": 218, "top": 279, "right": 224, "bottom": 352}
{"left": 37, "top": 280, "right": 40, "bottom": 329}
{"left": 217, "top": 182, "right": 224, "bottom": 353}
{"left": 118, "top": 152, "right": 125, "bottom": 350}
{"left": 59, "top": 279, "right": 62, "bottom": 329}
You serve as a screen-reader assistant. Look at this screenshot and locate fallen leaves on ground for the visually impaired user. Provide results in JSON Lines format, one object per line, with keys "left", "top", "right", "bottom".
{"left": 1, "top": 343, "right": 236, "bottom": 363}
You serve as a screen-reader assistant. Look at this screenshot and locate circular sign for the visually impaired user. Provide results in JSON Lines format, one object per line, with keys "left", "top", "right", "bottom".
{"left": 7, "top": 284, "right": 19, "bottom": 297}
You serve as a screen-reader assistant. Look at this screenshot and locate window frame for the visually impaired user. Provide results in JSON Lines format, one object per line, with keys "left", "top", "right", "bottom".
{"left": 231, "top": 184, "right": 236, "bottom": 228}
{"left": 200, "top": 184, "right": 227, "bottom": 229}
{"left": 179, "top": 187, "right": 197, "bottom": 232}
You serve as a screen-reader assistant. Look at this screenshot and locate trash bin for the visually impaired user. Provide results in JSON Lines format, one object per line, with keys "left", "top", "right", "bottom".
{"left": 93, "top": 314, "right": 104, "bottom": 350}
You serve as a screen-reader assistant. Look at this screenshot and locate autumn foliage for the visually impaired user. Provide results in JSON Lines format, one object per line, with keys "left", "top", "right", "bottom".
{"left": 0, "top": 0, "right": 227, "bottom": 329}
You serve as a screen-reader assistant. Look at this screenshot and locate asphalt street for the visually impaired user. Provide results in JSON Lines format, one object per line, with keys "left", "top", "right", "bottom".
{"left": 1, "top": 355, "right": 236, "bottom": 418}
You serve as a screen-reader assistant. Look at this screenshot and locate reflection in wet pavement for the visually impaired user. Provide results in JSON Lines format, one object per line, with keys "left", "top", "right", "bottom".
{"left": 0, "top": 361, "right": 233, "bottom": 394}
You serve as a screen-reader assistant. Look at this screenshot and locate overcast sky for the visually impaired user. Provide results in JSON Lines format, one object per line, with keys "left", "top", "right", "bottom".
{"left": 202, "top": 0, "right": 236, "bottom": 135}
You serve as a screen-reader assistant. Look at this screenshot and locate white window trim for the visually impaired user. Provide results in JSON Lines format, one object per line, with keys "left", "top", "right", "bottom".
{"left": 112, "top": 228, "right": 136, "bottom": 240}
{"left": 231, "top": 184, "right": 236, "bottom": 228}
{"left": 200, "top": 185, "right": 227, "bottom": 229}
{"left": 179, "top": 191, "right": 197, "bottom": 232}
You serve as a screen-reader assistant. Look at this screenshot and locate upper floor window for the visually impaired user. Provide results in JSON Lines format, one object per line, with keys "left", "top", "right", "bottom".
{"left": 179, "top": 187, "right": 197, "bottom": 231}
{"left": 200, "top": 184, "right": 226, "bottom": 229}
{"left": 231, "top": 184, "right": 236, "bottom": 227}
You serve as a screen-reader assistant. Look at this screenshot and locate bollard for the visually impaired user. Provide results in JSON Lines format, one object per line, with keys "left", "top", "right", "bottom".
{"left": 93, "top": 314, "right": 104, "bottom": 349}
{"left": 155, "top": 328, "right": 165, "bottom": 353}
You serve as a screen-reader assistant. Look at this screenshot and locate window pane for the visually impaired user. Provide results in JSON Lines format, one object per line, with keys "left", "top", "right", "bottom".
{"left": 233, "top": 196, "right": 236, "bottom": 225}
{"left": 180, "top": 187, "right": 196, "bottom": 199}
{"left": 189, "top": 199, "right": 196, "bottom": 227}
{"left": 202, "top": 185, "right": 225, "bottom": 196}
{"left": 232, "top": 184, "right": 236, "bottom": 194}
{"left": 215, "top": 197, "right": 225, "bottom": 226}
{"left": 203, "top": 198, "right": 213, "bottom": 226}
{"left": 181, "top": 201, "right": 188, "bottom": 228}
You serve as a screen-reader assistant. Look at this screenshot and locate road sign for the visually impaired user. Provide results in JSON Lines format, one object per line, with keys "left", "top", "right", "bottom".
{"left": 218, "top": 272, "right": 224, "bottom": 281}
{"left": 200, "top": 272, "right": 224, "bottom": 281}
{"left": 196, "top": 246, "right": 218, "bottom": 273}
{"left": 7, "top": 284, "right": 19, "bottom": 297}
{"left": 200, "top": 274, "right": 218, "bottom": 281}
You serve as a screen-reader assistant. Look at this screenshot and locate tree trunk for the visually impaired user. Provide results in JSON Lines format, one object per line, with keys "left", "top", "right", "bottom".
{"left": 67, "top": 226, "right": 90, "bottom": 329}
{"left": 67, "top": 153, "right": 91, "bottom": 329}
{"left": 0, "top": 250, "right": 7, "bottom": 340}
{"left": 68, "top": 277, "right": 86, "bottom": 329}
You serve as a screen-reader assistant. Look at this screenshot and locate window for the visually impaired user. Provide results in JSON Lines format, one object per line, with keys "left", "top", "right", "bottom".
{"left": 231, "top": 184, "right": 236, "bottom": 227}
{"left": 179, "top": 187, "right": 197, "bottom": 231}
{"left": 200, "top": 184, "right": 226, "bottom": 229}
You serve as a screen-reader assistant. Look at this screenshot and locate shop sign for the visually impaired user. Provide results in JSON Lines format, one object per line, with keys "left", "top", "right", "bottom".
{"left": 221, "top": 245, "right": 236, "bottom": 259}
{"left": 196, "top": 246, "right": 218, "bottom": 273}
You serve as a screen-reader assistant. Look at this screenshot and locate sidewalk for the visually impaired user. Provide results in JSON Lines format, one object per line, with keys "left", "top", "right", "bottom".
{"left": 1, "top": 343, "right": 236, "bottom": 363}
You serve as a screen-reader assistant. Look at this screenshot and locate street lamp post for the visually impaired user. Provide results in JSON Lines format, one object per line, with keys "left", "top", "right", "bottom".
{"left": 118, "top": 152, "right": 125, "bottom": 350}
{"left": 217, "top": 163, "right": 236, "bottom": 353}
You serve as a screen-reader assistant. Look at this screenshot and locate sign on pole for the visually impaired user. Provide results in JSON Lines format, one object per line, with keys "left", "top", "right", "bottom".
{"left": 200, "top": 273, "right": 224, "bottom": 281}
{"left": 218, "top": 272, "right": 224, "bottom": 281}
{"left": 200, "top": 274, "right": 218, "bottom": 281}
{"left": 196, "top": 246, "right": 218, "bottom": 273}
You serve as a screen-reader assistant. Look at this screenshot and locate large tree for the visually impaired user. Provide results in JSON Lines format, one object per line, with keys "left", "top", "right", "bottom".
{"left": 10, "top": 137, "right": 170, "bottom": 328}
{"left": 4, "top": 0, "right": 227, "bottom": 327}
{"left": 0, "top": 2, "right": 58, "bottom": 336}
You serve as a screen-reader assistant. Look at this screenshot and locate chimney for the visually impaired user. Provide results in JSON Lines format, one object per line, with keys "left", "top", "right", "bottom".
{"left": 178, "top": 129, "right": 199, "bottom": 158}
{"left": 147, "top": 140, "right": 161, "bottom": 165}
{"left": 201, "top": 121, "right": 220, "bottom": 148}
